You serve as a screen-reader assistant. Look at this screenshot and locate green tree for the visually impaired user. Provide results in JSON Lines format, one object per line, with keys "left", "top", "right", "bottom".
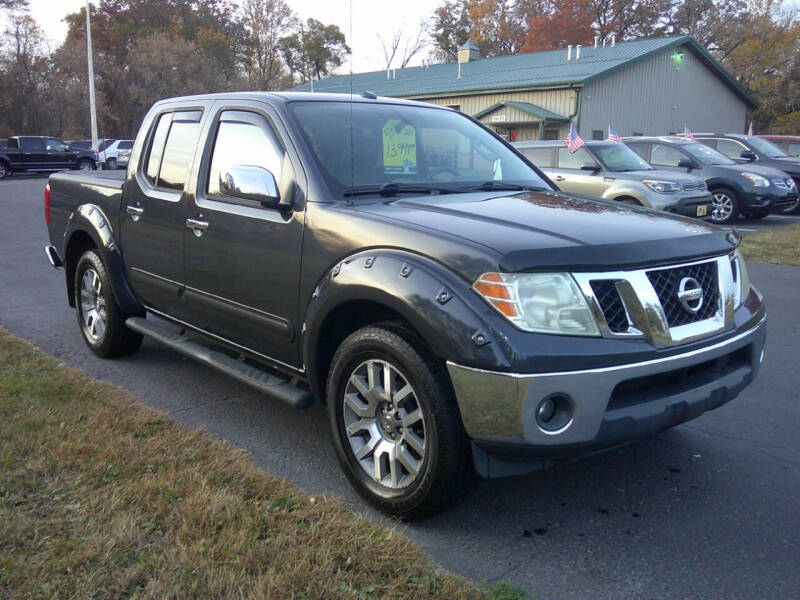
{"left": 240, "top": 0, "right": 297, "bottom": 90}
{"left": 279, "top": 18, "right": 349, "bottom": 84}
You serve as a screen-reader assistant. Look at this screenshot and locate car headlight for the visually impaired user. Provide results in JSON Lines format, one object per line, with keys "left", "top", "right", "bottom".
{"left": 642, "top": 179, "right": 681, "bottom": 193}
{"left": 473, "top": 272, "right": 600, "bottom": 336}
{"left": 741, "top": 172, "right": 769, "bottom": 187}
{"left": 731, "top": 249, "right": 750, "bottom": 307}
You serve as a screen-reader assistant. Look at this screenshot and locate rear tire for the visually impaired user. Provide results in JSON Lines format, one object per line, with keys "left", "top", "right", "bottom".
{"left": 709, "top": 187, "right": 739, "bottom": 224}
{"left": 107, "top": 158, "right": 117, "bottom": 170}
{"left": 0, "top": 161, "right": 10, "bottom": 179}
{"left": 326, "top": 322, "right": 475, "bottom": 519}
{"left": 74, "top": 250, "right": 143, "bottom": 358}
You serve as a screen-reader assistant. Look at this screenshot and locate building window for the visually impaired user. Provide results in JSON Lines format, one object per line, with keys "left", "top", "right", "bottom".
{"left": 633, "top": 132, "right": 644, "bottom": 136}
{"left": 592, "top": 130, "right": 604, "bottom": 140}
{"left": 544, "top": 129, "right": 560, "bottom": 140}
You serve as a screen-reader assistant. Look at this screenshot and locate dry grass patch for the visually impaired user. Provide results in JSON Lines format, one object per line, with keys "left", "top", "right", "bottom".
{"left": 740, "top": 223, "right": 800, "bottom": 266}
{"left": 0, "top": 329, "right": 526, "bottom": 600}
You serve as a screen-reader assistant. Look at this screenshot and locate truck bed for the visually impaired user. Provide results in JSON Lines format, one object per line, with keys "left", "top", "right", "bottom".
{"left": 47, "top": 170, "right": 126, "bottom": 259}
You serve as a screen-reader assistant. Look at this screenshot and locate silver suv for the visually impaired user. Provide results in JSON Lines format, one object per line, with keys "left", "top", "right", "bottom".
{"left": 514, "top": 140, "right": 712, "bottom": 219}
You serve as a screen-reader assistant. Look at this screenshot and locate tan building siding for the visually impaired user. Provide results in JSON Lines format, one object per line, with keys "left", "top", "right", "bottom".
{"left": 405, "top": 89, "right": 577, "bottom": 141}
{"left": 581, "top": 44, "right": 747, "bottom": 137}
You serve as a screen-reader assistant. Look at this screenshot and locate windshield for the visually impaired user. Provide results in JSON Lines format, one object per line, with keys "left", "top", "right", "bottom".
{"left": 743, "top": 136, "right": 789, "bottom": 158}
{"left": 682, "top": 142, "right": 735, "bottom": 165}
{"left": 591, "top": 143, "right": 653, "bottom": 172}
{"left": 288, "top": 101, "right": 552, "bottom": 197}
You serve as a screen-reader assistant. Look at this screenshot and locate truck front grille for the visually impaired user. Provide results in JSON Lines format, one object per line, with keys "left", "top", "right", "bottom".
{"left": 646, "top": 262, "right": 719, "bottom": 327}
{"left": 590, "top": 280, "right": 630, "bottom": 333}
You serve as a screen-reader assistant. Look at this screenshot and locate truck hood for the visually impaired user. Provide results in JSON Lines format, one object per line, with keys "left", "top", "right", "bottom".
{"left": 356, "top": 191, "right": 736, "bottom": 271}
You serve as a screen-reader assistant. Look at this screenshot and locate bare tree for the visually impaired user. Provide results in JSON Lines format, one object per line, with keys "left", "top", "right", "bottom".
{"left": 379, "top": 22, "right": 428, "bottom": 69}
{"left": 240, "top": 0, "right": 297, "bottom": 90}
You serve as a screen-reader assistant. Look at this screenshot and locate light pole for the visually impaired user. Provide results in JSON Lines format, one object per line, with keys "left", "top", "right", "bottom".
{"left": 86, "top": 0, "right": 98, "bottom": 150}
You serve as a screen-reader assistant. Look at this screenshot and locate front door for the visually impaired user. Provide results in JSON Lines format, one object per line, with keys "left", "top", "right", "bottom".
{"left": 18, "top": 137, "right": 47, "bottom": 169}
{"left": 45, "top": 138, "right": 73, "bottom": 169}
{"left": 182, "top": 103, "right": 305, "bottom": 368}
{"left": 120, "top": 106, "right": 208, "bottom": 320}
{"left": 552, "top": 146, "right": 604, "bottom": 197}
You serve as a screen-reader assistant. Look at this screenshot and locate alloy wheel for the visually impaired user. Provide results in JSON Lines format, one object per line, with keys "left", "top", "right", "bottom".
{"left": 79, "top": 268, "right": 107, "bottom": 342}
{"left": 0, "top": 163, "right": 7, "bottom": 178}
{"left": 80, "top": 160, "right": 93, "bottom": 171}
{"left": 342, "top": 359, "right": 427, "bottom": 490}
{"left": 711, "top": 192, "right": 734, "bottom": 222}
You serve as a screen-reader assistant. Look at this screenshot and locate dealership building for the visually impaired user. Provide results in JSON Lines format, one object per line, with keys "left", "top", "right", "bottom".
{"left": 295, "top": 35, "right": 757, "bottom": 142}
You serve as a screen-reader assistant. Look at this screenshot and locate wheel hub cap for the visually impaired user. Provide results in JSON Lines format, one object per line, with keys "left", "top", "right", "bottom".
{"left": 79, "top": 268, "right": 107, "bottom": 342}
{"left": 342, "top": 359, "right": 427, "bottom": 489}
{"left": 711, "top": 193, "right": 733, "bottom": 221}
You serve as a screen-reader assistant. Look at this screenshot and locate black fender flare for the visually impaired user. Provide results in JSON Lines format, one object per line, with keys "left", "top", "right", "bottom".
{"left": 63, "top": 203, "right": 143, "bottom": 315}
{"left": 302, "top": 249, "right": 515, "bottom": 400}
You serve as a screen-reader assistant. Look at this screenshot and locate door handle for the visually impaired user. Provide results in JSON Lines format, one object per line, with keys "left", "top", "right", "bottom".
{"left": 126, "top": 205, "right": 144, "bottom": 221}
{"left": 555, "top": 175, "right": 565, "bottom": 182}
{"left": 186, "top": 217, "right": 209, "bottom": 237}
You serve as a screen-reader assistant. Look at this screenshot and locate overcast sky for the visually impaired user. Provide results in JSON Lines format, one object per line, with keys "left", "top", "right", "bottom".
{"left": 26, "top": 0, "right": 436, "bottom": 73}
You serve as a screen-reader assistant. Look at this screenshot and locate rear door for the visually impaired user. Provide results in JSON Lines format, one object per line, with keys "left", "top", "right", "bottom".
{"left": 648, "top": 143, "right": 690, "bottom": 174}
{"left": 121, "top": 105, "right": 209, "bottom": 320}
{"left": 552, "top": 146, "right": 604, "bottom": 197}
{"left": 182, "top": 101, "right": 306, "bottom": 368}
{"left": 19, "top": 137, "right": 46, "bottom": 168}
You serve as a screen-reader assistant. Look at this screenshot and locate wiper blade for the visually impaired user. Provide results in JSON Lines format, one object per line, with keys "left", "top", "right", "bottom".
{"left": 343, "top": 183, "right": 460, "bottom": 198}
{"left": 467, "top": 181, "right": 542, "bottom": 192}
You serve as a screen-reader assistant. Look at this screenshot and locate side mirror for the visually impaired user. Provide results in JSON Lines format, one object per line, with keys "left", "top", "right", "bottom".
{"left": 580, "top": 162, "right": 600, "bottom": 171}
{"left": 677, "top": 158, "right": 696, "bottom": 170}
{"left": 740, "top": 150, "right": 756, "bottom": 161}
{"left": 219, "top": 165, "right": 281, "bottom": 209}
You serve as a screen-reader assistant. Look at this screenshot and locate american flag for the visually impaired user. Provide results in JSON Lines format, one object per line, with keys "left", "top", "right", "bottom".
{"left": 683, "top": 124, "right": 696, "bottom": 141}
{"left": 565, "top": 123, "right": 585, "bottom": 153}
{"left": 607, "top": 125, "right": 622, "bottom": 143}
{"left": 748, "top": 121, "right": 754, "bottom": 136}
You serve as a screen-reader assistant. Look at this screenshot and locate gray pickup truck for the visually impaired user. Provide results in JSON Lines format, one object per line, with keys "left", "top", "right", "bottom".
{"left": 44, "top": 92, "right": 766, "bottom": 518}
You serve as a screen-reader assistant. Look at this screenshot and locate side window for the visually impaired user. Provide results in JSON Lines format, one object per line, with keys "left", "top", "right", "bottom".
{"left": 21, "top": 137, "right": 44, "bottom": 151}
{"left": 46, "top": 138, "right": 67, "bottom": 152}
{"left": 627, "top": 143, "right": 649, "bottom": 161}
{"left": 118, "top": 141, "right": 133, "bottom": 150}
{"left": 520, "top": 147, "right": 554, "bottom": 168}
{"left": 145, "top": 113, "right": 173, "bottom": 185}
{"left": 650, "top": 144, "right": 684, "bottom": 167}
{"left": 557, "top": 147, "right": 595, "bottom": 169}
{"left": 715, "top": 139, "right": 748, "bottom": 159}
{"left": 788, "top": 143, "right": 800, "bottom": 156}
{"left": 207, "top": 111, "right": 285, "bottom": 200}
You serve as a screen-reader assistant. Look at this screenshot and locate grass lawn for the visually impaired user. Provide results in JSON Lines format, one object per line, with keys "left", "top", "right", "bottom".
{"left": 740, "top": 223, "right": 800, "bottom": 266}
{"left": 0, "top": 328, "right": 527, "bottom": 600}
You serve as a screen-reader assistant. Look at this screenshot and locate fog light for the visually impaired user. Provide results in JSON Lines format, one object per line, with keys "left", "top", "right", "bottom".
{"left": 537, "top": 397, "right": 556, "bottom": 423}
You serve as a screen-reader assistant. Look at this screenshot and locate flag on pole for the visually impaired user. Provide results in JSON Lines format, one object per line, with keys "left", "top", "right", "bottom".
{"left": 607, "top": 125, "right": 622, "bottom": 143}
{"left": 748, "top": 121, "right": 754, "bottom": 136}
{"left": 565, "top": 123, "right": 585, "bottom": 154}
{"left": 683, "top": 124, "right": 696, "bottom": 141}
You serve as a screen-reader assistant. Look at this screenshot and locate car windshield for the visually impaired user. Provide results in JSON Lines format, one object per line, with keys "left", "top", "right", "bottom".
{"left": 744, "top": 136, "right": 789, "bottom": 158}
{"left": 287, "top": 101, "right": 552, "bottom": 197}
{"left": 682, "top": 142, "right": 735, "bottom": 165}
{"left": 591, "top": 143, "right": 653, "bottom": 171}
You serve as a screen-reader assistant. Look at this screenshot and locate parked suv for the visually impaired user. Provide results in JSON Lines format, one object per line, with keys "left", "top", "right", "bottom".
{"left": 695, "top": 133, "right": 800, "bottom": 214}
{"left": 514, "top": 140, "right": 711, "bottom": 218}
{"left": 98, "top": 139, "right": 134, "bottom": 170}
{"left": 624, "top": 136, "right": 798, "bottom": 224}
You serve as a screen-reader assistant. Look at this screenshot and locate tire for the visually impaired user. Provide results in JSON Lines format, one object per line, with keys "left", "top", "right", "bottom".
{"left": 107, "top": 158, "right": 117, "bottom": 170}
{"left": 0, "top": 160, "right": 10, "bottom": 179}
{"left": 743, "top": 207, "right": 769, "bottom": 219}
{"left": 74, "top": 250, "right": 143, "bottom": 358}
{"left": 78, "top": 158, "right": 95, "bottom": 171}
{"left": 326, "top": 322, "right": 475, "bottom": 519}
{"left": 709, "top": 187, "right": 740, "bottom": 224}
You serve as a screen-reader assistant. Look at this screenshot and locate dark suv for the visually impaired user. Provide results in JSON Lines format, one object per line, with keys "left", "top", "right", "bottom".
{"left": 624, "top": 136, "right": 798, "bottom": 224}
{"left": 695, "top": 134, "right": 800, "bottom": 214}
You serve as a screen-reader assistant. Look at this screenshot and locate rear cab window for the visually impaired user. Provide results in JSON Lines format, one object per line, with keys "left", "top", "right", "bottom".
{"left": 143, "top": 110, "right": 203, "bottom": 191}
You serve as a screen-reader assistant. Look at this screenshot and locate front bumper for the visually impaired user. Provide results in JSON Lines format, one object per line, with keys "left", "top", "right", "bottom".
{"left": 741, "top": 186, "right": 797, "bottom": 211}
{"left": 665, "top": 193, "right": 712, "bottom": 218}
{"left": 447, "top": 313, "right": 766, "bottom": 478}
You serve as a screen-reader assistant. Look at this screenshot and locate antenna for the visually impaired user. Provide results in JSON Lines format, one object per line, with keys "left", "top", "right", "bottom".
{"left": 348, "top": 0, "right": 354, "bottom": 203}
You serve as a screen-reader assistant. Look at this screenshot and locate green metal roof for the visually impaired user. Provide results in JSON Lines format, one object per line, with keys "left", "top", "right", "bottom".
{"left": 294, "top": 36, "right": 758, "bottom": 109}
{"left": 459, "top": 40, "right": 479, "bottom": 50}
{"left": 473, "top": 101, "right": 569, "bottom": 122}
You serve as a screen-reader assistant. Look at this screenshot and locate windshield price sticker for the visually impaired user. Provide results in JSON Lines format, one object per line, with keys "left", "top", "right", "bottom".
{"left": 383, "top": 120, "right": 417, "bottom": 174}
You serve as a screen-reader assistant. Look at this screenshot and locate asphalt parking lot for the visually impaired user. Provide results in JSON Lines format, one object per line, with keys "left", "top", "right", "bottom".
{"left": 1, "top": 175, "right": 799, "bottom": 600}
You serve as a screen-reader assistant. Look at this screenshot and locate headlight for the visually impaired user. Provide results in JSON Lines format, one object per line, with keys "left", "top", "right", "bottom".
{"left": 741, "top": 172, "right": 769, "bottom": 187}
{"left": 473, "top": 272, "right": 600, "bottom": 336}
{"left": 731, "top": 249, "right": 750, "bottom": 307}
{"left": 642, "top": 179, "right": 681, "bottom": 193}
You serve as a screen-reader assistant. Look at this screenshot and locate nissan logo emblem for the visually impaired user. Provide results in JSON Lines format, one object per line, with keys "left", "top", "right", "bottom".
{"left": 677, "top": 277, "right": 704, "bottom": 313}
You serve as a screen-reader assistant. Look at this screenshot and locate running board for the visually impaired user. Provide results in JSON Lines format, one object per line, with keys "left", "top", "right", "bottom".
{"left": 125, "top": 317, "right": 313, "bottom": 409}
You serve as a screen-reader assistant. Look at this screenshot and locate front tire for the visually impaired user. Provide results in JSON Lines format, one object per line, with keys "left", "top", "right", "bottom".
{"left": 74, "top": 250, "right": 143, "bottom": 358}
{"left": 326, "top": 323, "right": 475, "bottom": 519}
{"left": 710, "top": 187, "right": 739, "bottom": 224}
{"left": 107, "top": 158, "right": 117, "bottom": 170}
{"left": 0, "top": 161, "right": 10, "bottom": 179}
{"left": 78, "top": 158, "right": 95, "bottom": 171}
